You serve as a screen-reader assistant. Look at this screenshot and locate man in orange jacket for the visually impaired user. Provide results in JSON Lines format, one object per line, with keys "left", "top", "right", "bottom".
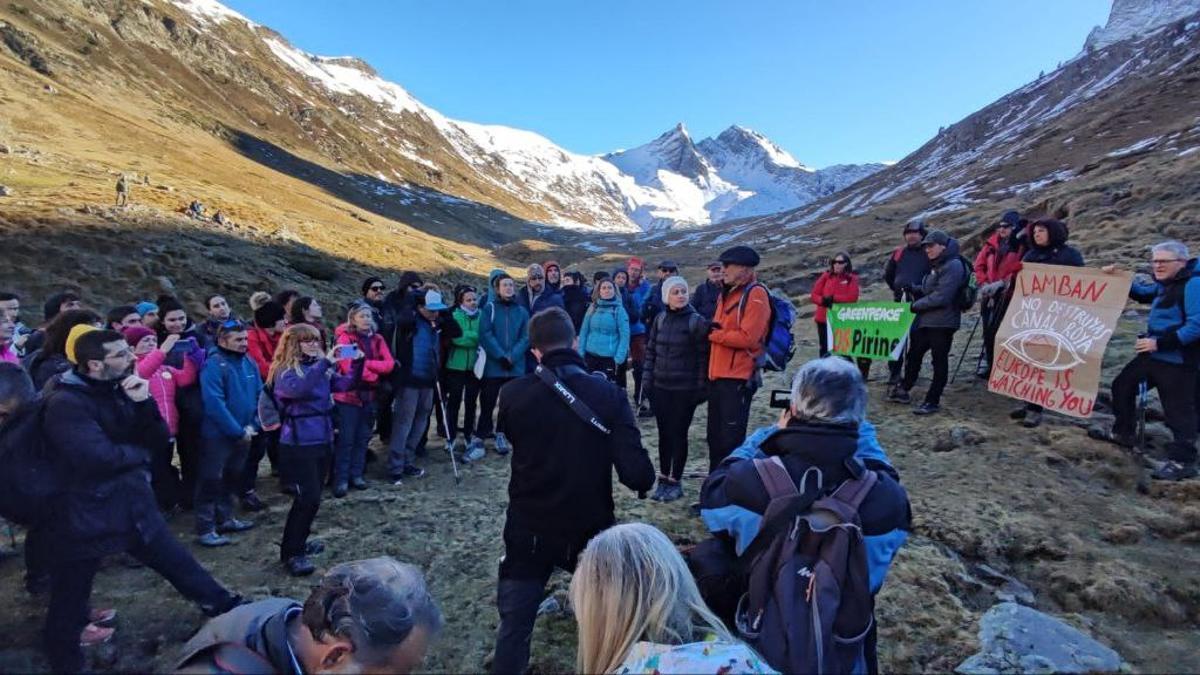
{"left": 706, "top": 245, "right": 771, "bottom": 470}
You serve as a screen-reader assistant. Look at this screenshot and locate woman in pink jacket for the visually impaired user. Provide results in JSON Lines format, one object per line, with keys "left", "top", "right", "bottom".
{"left": 331, "top": 304, "right": 395, "bottom": 496}
{"left": 123, "top": 325, "right": 197, "bottom": 510}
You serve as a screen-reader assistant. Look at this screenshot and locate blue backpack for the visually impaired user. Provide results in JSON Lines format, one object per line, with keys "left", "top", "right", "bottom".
{"left": 738, "top": 283, "right": 796, "bottom": 372}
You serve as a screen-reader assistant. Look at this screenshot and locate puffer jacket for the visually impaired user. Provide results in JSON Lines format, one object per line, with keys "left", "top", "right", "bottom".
{"left": 135, "top": 348, "right": 198, "bottom": 436}
{"left": 27, "top": 350, "right": 72, "bottom": 391}
{"left": 884, "top": 243, "right": 932, "bottom": 301}
{"left": 561, "top": 285, "right": 590, "bottom": 331}
{"left": 479, "top": 297, "right": 529, "bottom": 379}
{"left": 446, "top": 308, "right": 481, "bottom": 372}
{"left": 810, "top": 270, "right": 861, "bottom": 324}
{"left": 644, "top": 304, "right": 709, "bottom": 393}
{"left": 578, "top": 298, "right": 630, "bottom": 364}
{"left": 910, "top": 239, "right": 967, "bottom": 330}
{"left": 332, "top": 323, "right": 394, "bottom": 406}
{"left": 974, "top": 229, "right": 1025, "bottom": 285}
{"left": 627, "top": 278, "right": 652, "bottom": 336}
{"left": 43, "top": 371, "right": 171, "bottom": 561}
{"left": 246, "top": 326, "right": 280, "bottom": 380}
{"left": 272, "top": 357, "right": 356, "bottom": 447}
{"left": 709, "top": 277, "right": 772, "bottom": 381}
{"left": 1130, "top": 258, "right": 1200, "bottom": 367}
{"left": 200, "top": 348, "right": 263, "bottom": 439}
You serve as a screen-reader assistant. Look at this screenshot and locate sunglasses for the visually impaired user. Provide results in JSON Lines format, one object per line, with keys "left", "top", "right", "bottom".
{"left": 217, "top": 319, "right": 246, "bottom": 334}
{"left": 368, "top": 285, "right": 385, "bottom": 292}
{"left": 832, "top": 259, "right": 848, "bottom": 265}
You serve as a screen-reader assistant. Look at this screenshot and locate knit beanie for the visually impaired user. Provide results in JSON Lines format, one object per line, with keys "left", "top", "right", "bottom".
{"left": 65, "top": 324, "right": 98, "bottom": 365}
{"left": 254, "top": 300, "right": 286, "bottom": 329}
{"left": 661, "top": 276, "right": 689, "bottom": 304}
{"left": 361, "top": 276, "right": 384, "bottom": 296}
{"left": 135, "top": 301, "right": 158, "bottom": 317}
{"left": 122, "top": 325, "right": 155, "bottom": 348}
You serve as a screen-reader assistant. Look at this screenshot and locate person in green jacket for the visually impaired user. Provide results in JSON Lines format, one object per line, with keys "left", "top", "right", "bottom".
{"left": 578, "top": 278, "right": 630, "bottom": 383}
{"left": 478, "top": 272, "right": 529, "bottom": 454}
{"left": 445, "top": 285, "right": 485, "bottom": 462}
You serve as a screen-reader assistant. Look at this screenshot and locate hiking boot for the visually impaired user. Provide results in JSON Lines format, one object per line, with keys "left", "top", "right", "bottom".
{"left": 89, "top": 608, "right": 117, "bottom": 627}
{"left": 401, "top": 465, "right": 426, "bottom": 478}
{"left": 216, "top": 518, "right": 255, "bottom": 534}
{"left": 80, "top": 623, "right": 115, "bottom": 647}
{"left": 196, "top": 531, "right": 231, "bottom": 547}
{"left": 1087, "top": 425, "right": 1136, "bottom": 448}
{"left": 390, "top": 476, "right": 404, "bottom": 487}
{"left": 350, "top": 477, "right": 369, "bottom": 490}
{"left": 1021, "top": 410, "right": 1043, "bottom": 428}
{"left": 912, "top": 402, "right": 940, "bottom": 416}
{"left": 1151, "top": 461, "right": 1198, "bottom": 481}
{"left": 284, "top": 555, "right": 316, "bottom": 577}
{"left": 494, "top": 433, "right": 512, "bottom": 455}
{"left": 333, "top": 483, "right": 348, "bottom": 498}
{"left": 887, "top": 386, "right": 911, "bottom": 404}
{"left": 1009, "top": 406, "right": 1027, "bottom": 420}
{"left": 464, "top": 439, "right": 486, "bottom": 463}
{"left": 649, "top": 482, "right": 667, "bottom": 502}
{"left": 240, "top": 491, "right": 266, "bottom": 512}
{"left": 304, "top": 540, "right": 325, "bottom": 556}
{"left": 662, "top": 482, "right": 684, "bottom": 503}
{"left": 452, "top": 435, "right": 467, "bottom": 454}
{"left": 975, "top": 364, "right": 991, "bottom": 379}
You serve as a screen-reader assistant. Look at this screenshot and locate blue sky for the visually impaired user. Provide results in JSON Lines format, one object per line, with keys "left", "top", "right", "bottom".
{"left": 222, "top": 0, "right": 1111, "bottom": 168}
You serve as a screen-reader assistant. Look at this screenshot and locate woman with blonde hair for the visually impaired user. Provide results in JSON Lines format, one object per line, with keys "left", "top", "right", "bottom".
{"left": 267, "top": 323, "right": 359, "bottom": 576}
{"left": 570, "top": 523, "right": 774, "bottom": 674}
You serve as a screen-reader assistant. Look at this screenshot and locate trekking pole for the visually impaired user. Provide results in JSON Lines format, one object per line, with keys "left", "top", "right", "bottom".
{"left": 432, "top": 378, "right": 462, "bottom": 486}
{"left": 950, "top": 314, "right": 981, "bottom": 384}
{"left": 1135, "top": 379, "right": 1151, "bottom": 494}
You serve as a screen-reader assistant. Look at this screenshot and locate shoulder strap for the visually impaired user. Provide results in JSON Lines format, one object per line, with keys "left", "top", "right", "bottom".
{"left": 892, "top": 246, "right": 904, "bottom": 262}
{"left": 736, "top": 283, "right": 768, "bottom": 322}
{"left": 534, "top": 365, "right": 611, "bottom": 435}
{"left": 752, "top": 456, "right": 798, "bottom": 499}
{"left": 828, "top": 470, "right": 878, "bottom": 511}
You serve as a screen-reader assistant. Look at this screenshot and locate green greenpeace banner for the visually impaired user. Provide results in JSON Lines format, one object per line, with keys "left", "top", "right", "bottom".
{"left": 827, "top": 301, "right": 916, "bottom": 361}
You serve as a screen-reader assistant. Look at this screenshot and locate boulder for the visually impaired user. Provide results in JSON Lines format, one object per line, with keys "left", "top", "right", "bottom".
{"left": 0, "top": 185, "right": 10, "bottom": 197}
{"left": 956, "top": 602, "right": 1123, "bottom": 674}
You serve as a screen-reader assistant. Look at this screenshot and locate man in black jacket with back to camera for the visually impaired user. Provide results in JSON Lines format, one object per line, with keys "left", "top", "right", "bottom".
{"left": 490, "top": 307, "right": 655, "bottom": 674}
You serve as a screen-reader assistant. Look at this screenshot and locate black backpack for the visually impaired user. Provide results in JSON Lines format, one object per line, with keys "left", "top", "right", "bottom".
{"left": 955, "top": 255, "right": 978, "bottom": 310}
{"left": 0, "top": 398, "right": 60, "bottom": 525}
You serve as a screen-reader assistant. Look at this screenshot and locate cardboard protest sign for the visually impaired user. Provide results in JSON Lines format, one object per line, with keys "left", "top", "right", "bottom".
{"left": 988, "top": 263, "right": 1132, "bottom": 417}
{"left": 828, "top": 301, "right": 916, "bottom": 361}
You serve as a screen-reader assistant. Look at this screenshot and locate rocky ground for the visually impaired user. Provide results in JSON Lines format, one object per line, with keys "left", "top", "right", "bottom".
{"left": 0, "top": 314, "right": 1196, "bottom": 674}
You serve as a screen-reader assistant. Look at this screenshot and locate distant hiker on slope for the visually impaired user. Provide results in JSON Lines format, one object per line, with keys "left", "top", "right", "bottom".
{"left": 115, "top": 174, "right": 128, "bottom": 207}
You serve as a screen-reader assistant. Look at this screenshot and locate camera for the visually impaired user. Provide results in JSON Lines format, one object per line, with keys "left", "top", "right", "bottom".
{"left": 768, "top": 390, "right": 792, "bottom": 410}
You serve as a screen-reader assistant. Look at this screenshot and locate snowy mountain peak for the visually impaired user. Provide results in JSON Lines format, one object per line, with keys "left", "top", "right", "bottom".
{"left": 702, "top": 125, "right": 809, "bottom": 172}
{"left": 604, "top": 123, "right": 713, "bottom": 183}
{"left": 1084, "top": 0, "right": 1200, "bottom": 51}
{"left": 169, "top": 0, "right": 255, "bottom": 27}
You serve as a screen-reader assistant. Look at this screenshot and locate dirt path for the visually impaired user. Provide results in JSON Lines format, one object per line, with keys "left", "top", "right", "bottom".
{"left": 0, "top": 318, "right": 1197, "bottom": 673}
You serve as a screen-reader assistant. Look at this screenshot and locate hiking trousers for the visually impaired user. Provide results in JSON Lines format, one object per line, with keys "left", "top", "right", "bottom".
{"left": 493, "top": 523, "right": 589, "bottom": 675}
{"left": 652, "top": 386, "right": 700, "bottom": 481}
{"left": 1112, "top": 355, "right": 1198, "bottom": 463}
{"left": 389, "top": 386, "right": 434, "bottom": 476}
{"left": 280, "top": 443, "right": 327, "bottom": 561}
{"left": 333, "top": 401, "right": 376, "bottom": 486}
{"left": 901, "top": 327, "right": 956, "bottom": 406}
{"left": 445, "top": 369, "right": 481, "bottom": 439}
{"left": 44, "top": 527, "right": 234, "bottom": 673}
{"left": 195, "top": 435, "right": 249, "bottom": 535}
{"left": 707, "top": 378, "right": 754, "bottom": 470}
{"left": 476, "top": 377, "right": 513, "bottom": 439}
{"left": 241, "top": 428, "right": 280, "bottom": 495}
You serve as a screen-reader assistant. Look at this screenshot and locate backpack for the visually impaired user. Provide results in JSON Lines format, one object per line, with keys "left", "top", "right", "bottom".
{"left": 955, "top": 255, "right": 978, "bottom": 310}
{"left": 0, "top": 399, "right": 59, "bottom": 525}
{"left": 736, "top": 457, "right": 877, "bottom": 674}
{"left": 737, "top": 283, "right": 796, "bottom": 372}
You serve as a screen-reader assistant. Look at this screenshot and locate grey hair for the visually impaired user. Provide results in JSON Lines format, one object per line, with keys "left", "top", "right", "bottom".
{"left": 1152, "top": 240, "right": 1189, "bottom": 260}
{"left": 789, "top": 357, "right": 867, "bottom": 425}
{"left": 302, "top": 557, "right": 442, "bottom": 665}
{"left": 346, "top": 302, "right": 378, "bottom": 332}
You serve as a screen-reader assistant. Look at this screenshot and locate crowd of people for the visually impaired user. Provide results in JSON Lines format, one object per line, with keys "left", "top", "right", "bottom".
{"left": 0, "top": 215, "right": 1195, "bottom": 672}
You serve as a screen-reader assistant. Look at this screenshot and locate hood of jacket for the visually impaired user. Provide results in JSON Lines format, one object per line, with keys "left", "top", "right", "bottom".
{"left": 1029, "top": 220, "right": 1070, "bottom": 253}
{"left": 932, "top": 238, "right": 961, "bottom": 267}
{"left": 486, "top": 268, "right": 506, "bottom": 306}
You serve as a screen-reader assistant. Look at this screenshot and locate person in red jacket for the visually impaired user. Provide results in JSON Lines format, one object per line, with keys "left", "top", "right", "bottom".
{"left": 973, "top": 210, "right": 1026, "bottom": 378}
{"left": 811, "top": 252, "right": 872, "bottom": 381}
{"left": 240, "top": 300, "right": 287, "bottom": 510}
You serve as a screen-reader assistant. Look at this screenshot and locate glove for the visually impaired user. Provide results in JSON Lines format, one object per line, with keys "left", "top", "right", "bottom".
{"left": 822, "top": 296, "right": 834, "bottom": 308}
{"left": 983, "top": 280, "right": 1006, "bottom": 297}
{"left": 708, "top": 321, "right": 722, "bottom": 333}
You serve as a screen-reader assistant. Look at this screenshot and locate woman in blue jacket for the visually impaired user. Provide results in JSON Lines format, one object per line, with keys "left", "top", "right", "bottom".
{"left": 478, "top": 272, "right": 529, "bottom": 454}
{"left": 578, "top": 278, "right": 630, "bottom": 383}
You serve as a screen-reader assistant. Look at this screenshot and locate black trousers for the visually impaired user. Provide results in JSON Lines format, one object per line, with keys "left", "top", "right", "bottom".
{"left": 652, "top": 386, "right": 699, "bottom": 481}
{"left": 901, "top": 327, "right": 956, "bottom": 406}
{"left": 175, "top": 411, "right": 202, "bottom": 509}
{"left": 706, "top": 378, "right": 754, "bottom": 471}
{"left": 445, "top": 369, "right": 481, "bottom": 439}
{"left": 1113, "top": 356, "right": 1198, "bottom": 463}
{"left": 493, "top": 523, "right": 588, "bottom": 674}
{"left": 241, "top": 428, "right": 280, "bottom": 495}
{"left": 280, "top": 443, "right": 327, "bottom": 561}
{"left": 980, "top": 293, "right": 1011, "bottom": 370}
{"left": 44, "top": 528, "right": 234, "bottom": 673}
{"left": 24, "top": 525, "right": 49, "bottom": 588}
{"left": 477, "top": 377, "right": 512, "bottom": 439}
{"left": 584, "top": 353, "right": 618, "bottom": 383}
{"left": 151, "top": 438, "right": 182, "bottom": 510}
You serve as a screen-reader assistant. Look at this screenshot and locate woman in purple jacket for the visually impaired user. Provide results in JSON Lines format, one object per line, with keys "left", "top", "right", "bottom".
{"left": 268, "top": 324, "right": 360, "bottom": 576}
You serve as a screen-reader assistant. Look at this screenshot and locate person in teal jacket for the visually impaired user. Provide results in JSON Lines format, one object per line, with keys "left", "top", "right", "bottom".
{"left": 578, "top": 278, "right": 629, "bottom": 383}
{"left": 196, "top": 322, "right": 262, "bottom": 547}
{"left": 478, "top": 272, "right": 529, "bottom": 454}
{"left": 446, "top": 285, "right": 485, "bottom": 461}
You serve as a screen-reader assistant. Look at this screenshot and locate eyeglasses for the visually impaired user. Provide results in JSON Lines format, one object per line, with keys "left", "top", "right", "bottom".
{"left": 1151, "top": 258, "right": 1184, "bottom": 266}
{"left": 299, "top": 336, "right": 322, "bottom": 344}
{"left": 105, "top": 347, "right": 134, "bottom": 360}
